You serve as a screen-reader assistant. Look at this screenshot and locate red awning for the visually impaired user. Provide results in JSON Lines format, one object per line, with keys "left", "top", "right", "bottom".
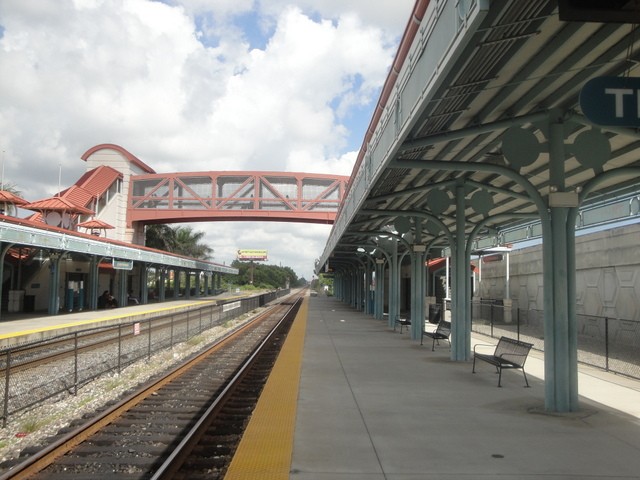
{"left": 426, "top": 257, "right": 477, "bottom": 273}
{"left": 77, "top": 219, "right": 115, "bottom": 230}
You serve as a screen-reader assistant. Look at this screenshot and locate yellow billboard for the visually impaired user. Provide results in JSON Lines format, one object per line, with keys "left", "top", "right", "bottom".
{"left": 237, "top": 249, "right": 268, "bottom": 261}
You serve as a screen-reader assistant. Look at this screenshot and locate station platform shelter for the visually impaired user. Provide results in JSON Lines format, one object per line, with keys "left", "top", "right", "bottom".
{"left": 227, "top": 292, "right": 640, "bottom": 479}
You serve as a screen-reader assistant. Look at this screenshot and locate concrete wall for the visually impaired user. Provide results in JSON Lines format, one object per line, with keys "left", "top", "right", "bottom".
{"left": 477, "top": 222, "right": 640, "bottom": 321}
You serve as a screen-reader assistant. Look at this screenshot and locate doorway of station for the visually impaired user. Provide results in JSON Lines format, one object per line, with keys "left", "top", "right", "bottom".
{"left": 65, "top": 272, "right": 87, "bottom": 312}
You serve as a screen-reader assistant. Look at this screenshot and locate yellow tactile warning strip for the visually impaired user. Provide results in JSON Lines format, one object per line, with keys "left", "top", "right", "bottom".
{"left": 224, "top": 297, "right": 308, "bottom": 480}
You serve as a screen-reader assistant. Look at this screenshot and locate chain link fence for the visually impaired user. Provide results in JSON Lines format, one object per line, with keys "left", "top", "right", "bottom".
{"left": 0, "top": 290, "right": 288, "bottom": 427}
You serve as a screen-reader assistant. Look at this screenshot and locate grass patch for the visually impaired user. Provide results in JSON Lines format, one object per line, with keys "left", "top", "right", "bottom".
{"left": 103, "top": 377, "right": 125, "bottom": 391}
{"left": 77, "top": 395, "right": 97, "bottom": 408}
{"left": 19, "top": 416, "right": 48, "bottom": 433}
{"left": 186, "top": 335, "right": 204, "bottom": 347}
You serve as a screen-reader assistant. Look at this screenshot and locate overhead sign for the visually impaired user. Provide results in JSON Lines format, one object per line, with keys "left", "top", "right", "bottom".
{"left": 112, "top": 259, "right": 133, "bottom": 270}
{"left": 580, "top": 76, "right": 640, "bottom": 127}
{"left": 237, "top": 249, "right": 268, "bottom": 261}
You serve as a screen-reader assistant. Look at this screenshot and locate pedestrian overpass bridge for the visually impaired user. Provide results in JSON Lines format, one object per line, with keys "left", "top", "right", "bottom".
{"left": 127, "top": 171, "right": 348, "bottom": 225}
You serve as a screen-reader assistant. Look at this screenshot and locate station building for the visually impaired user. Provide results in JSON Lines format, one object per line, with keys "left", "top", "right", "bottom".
{"left": 0, "top": 144, "right": 237, "bottom": 318}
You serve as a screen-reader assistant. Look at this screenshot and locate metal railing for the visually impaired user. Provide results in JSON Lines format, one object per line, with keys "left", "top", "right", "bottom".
{"left": 0, "top": 290, "right": 289, "bottom": 427}
{"left": 465, "top": 299, "right": 640, "bottom": 380}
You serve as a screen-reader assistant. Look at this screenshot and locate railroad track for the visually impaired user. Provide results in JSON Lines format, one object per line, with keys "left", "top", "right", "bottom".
{"left": 1, "top": 308, "right": 202, "bottom": 376}
{"left": 0, "top": 292, "right": 304, "bottom": 480}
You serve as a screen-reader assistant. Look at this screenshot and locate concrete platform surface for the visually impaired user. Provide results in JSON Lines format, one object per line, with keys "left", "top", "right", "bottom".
{"left": 291, "top": 295, "right": 640, "bottom": 479}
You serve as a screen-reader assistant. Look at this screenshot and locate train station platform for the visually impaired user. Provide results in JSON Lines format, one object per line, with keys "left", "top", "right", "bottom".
{"left": 0, "top": 293, "right": 245, "bottom": 348}
{"left": 228, "top": 293, "right": 640, "bottom": 479}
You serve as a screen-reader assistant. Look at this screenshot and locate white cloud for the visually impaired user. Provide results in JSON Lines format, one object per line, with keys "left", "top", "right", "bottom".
{"left": 0, "top": 0, "right": 413, "bottom": 278}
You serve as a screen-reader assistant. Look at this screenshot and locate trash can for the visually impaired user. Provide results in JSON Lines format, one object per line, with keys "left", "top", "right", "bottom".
{"left": 428, "top": 304, "right": 441, "bottom": 324}
{"left": 24, "top": 295, "right": 36, "bottom": 313}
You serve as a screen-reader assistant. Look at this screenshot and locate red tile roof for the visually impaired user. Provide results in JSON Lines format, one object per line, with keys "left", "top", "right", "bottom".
{"left": 76, "top": 165, "right": 122, "bottom": 197}
{"left": 23, "top": 196, "right": 94, "bottom": 215}
{"left": 77, "top": 219, "right": 115, "bottom": 229}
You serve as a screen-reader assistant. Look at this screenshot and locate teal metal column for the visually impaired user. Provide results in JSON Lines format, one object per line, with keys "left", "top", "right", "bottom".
{"left": 349, "top": 269, "right": 356, "bottom": 307}
{"left": 173, "top": 270, "right": 180, "bottom": 299}
{"left": 159, "top": 268, "right": 166, "bottom": 301}
{"left": 365, "top": 259, "right": 373, "bottom": 315}
{"left": 117, "top": 269, "right": 127, "bottom": 307}
{"left": 354, "top": 266, "right": 360, "bottom": 310}
{"left": 48, "top": 254, "right": 61, "bottom": 315}
{"left": 543, "top": 119, "right": 578, "bottom": 412}
{"left": 195, "top": 272, "right": 201, "bottom": 298}
{"left": 350, "top": 268, "right": 356, "bottom": 307}
{"left": 410, "top": 218, "right": 426, "bottom": 341}
{"left": 388, "top": 240, "right": 399, "bottom": 329}
{"left": 141, "top": 263, "right": 149, "bottom": 304}
{"left": 410, "top": 246, "right": 426, "bottom": 340}
{"left": 185, "top": 271, "right": 191, "bottom": 299}
{"left": 203, "top": 273, "right": 210, "bottom": 296}
{"left": 374, "top": 259, "right": 385, "bottom": 320}
{"left": 88, "top": 256, "right": 99, "bottom": 310}
{"left": 0, "top": 244, "right": 13, "bottom": 321}
{"left": 451, "top": 184, "right": 470, "bottom": 360}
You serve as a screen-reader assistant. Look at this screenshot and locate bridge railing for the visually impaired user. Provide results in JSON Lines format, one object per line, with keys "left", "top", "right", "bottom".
{"left": 129, "top": 172, "right": 348, "bottom": 213}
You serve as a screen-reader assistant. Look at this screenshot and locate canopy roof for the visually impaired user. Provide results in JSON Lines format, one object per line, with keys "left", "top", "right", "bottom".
{"left": 76, "top": 219, "right": 115, "bottom": 230}
{"left": 319, "top": 0, "right": 640, "bottom": 269}
{"left": 0, "top": 190, "right": 28, "bottom": 206}
{"left": 23, "top": 196, "right": 95, "bottom": 215}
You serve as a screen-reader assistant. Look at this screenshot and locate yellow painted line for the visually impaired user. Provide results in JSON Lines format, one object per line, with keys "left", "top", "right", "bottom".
{"left": 0, "top": 300, "right": 216, "bottom": 340}
{"left": 224, "top": 297, "right": 308, "bottom": 480}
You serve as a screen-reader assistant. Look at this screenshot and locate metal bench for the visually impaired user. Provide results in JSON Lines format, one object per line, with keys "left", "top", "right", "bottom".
{"left": 472, "top": 336, "right": 534, "bottom": 387}
{"left": 420, "top": 319, "right": 451, "bottom": 351}
{"left": 394, "top": 314, "right": 411, "bottom": 333}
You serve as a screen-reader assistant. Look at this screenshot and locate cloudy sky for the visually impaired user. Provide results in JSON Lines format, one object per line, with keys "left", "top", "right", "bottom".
{"left": 0, "top": 0, "right": 414, "bottom": 280}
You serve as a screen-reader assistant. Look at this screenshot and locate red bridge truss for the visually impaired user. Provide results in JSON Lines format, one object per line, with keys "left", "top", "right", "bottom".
{"left": 127, "top": 171, "right": 349, "bottom": 225}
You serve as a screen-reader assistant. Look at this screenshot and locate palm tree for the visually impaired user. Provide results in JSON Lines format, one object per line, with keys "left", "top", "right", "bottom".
{"left": 0, "top": 183, "right": 25, "bottom": 216}
{"left": 144, "top": 224, "right": 177, "bottom": 252}
{"left": 173, "top": 226, "right": 213, "bottom": 260}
